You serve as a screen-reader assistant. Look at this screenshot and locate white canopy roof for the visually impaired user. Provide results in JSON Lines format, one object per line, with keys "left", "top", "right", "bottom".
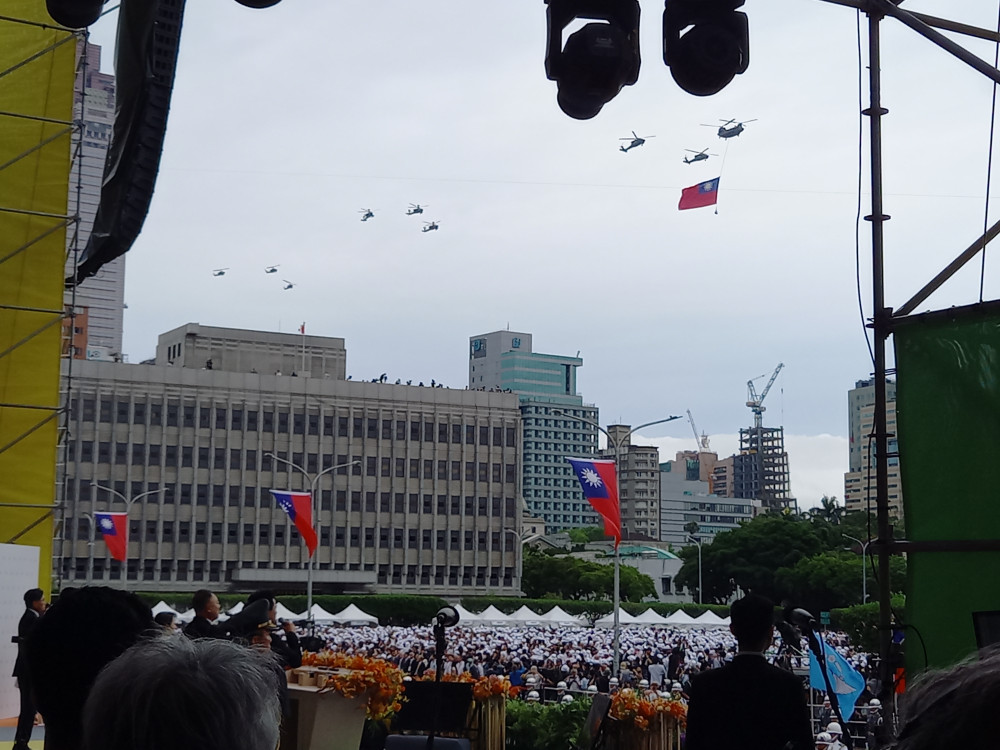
{"left": 227, "top": 601, "right": 245, "bottom": 614}
{"left": 632, "top": 608, "right": 671, "bottom": 625}
{"left": 475, "top": 605, "right": 510, "bottom": 625}
{"left": 178, "top": 609, "right": 195, "bottom": 622}
{"left": 453, "top": 603, "right": 480, "bottom": 624}
{"left": 664, "top": 609, "right": 697, "bottom": 626}
{"left": 595, "top": 609, "right": 640, "bottom": 627}
{"left": 507, "top": 605, "right": 542, "bottom": 623}
{"left": 331, "top": 603, "right": 378, "bottom": 625}
{"left": 539, "top": 606, "right": 586, "bottom": 626}
{"left": 275, "top": 602, "right": 304, "bottom": 621}
{"left": 305, "top": 603, "right": 338, "bottom": 622}
{"left": 151, "top": 600, "right": 181, "bottom": 617}
{"left": 693, "top": 610, "right": 729, "bottom": 627}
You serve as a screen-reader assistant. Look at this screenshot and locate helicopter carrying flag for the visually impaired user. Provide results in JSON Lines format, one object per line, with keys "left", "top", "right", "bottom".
{"left": 678, "top": 177, "right": 720, "bottom": 210}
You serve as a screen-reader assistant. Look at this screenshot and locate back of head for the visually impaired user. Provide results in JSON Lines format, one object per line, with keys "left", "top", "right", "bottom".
{"left": 82, "top": 637, "right": 283, "bottom": 750}
{"left": 728, "top": 594, "right": 775, "bottom": 648}
{"left": 26, "top": 587, "right": 154, "bottom": 750}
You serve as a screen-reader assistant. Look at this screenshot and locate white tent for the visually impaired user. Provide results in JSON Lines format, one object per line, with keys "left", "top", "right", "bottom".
{"left": 331, "top": 603, "right": 379, "bottom": 625}
{"left": 539, "top": 606, "right": 586, "bottom": 626}
{"left": 227, "top": 601, "right": 245, "bottom": 614}
{"left": 632, "top": 608, "right": 671, "bottom": 626}
{"left": 178, "top": 609, "right": 196, "bottom": 622}
{"left": 507, "top": 605, "right": 542, "bottom": 624}
{"left": 664, "top": 609, "right": 697, "bottom": 626}
{"left": 306, "top": 603, "right": 338, "bottom": 622}
{"left": 275, "top": 602, "right": 304, "bottom": 621}
{"left": 475, "top": 605, "right": 510, "bottom": 625}
{"left": 693, "top": 610, "right": 729, "bottom": 628}
{"left": 453, "top": 603, "right": 481, "bottom": 624}
{"left": 595, "top": 609, "right": 640, "bottom": 628}
{"left": 721, "top": 616, "right": 732, "bottom": 625}
{"left": 151, "top": 600, "right": 181, "bottom": 617}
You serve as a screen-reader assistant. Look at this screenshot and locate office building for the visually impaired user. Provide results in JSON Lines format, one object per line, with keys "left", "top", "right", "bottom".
{"left": 843, "top": 378, "right": 902, "bottom": 520}
{"left": 65, "top": 42, "right": 125, "bottom": 358}
{"left": 605, "top": 425, "right": 660, "bottom": 540}
{"left": 468, "top": 330, "right": 599, "bottom": 530}
{"left": 58, "top": 325, "right": 523, "bottom": 596}
{"left": 660, "top": 451, "right": 756, "bottom": 546}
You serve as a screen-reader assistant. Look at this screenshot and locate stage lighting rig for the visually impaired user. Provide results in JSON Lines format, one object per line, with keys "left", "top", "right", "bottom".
{"left": 45, "top": 0, "right": 104, "bottom": 28}
{"left": 663, "top": 0, "right": 749, "bottom": 96}
{"left": 544, "top": 0, "right": 641, "bottom": 120}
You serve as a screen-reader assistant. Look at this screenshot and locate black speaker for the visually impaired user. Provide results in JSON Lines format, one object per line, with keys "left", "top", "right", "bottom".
{"left": 391, "top": 682, "right": 473, "bottom": 734}
{"left": 384, "top": 737, "right": 470, "bottom": 750}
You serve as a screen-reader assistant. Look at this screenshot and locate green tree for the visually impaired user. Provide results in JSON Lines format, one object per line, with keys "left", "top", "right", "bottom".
{"left": 568, "top": 526, "right": 610, "bottom": 544}
{"left": 521, "top": 548, "right": 655, "bottom": 601}
{"left": 812, "top": 495, "right": 844, "bottom": 525}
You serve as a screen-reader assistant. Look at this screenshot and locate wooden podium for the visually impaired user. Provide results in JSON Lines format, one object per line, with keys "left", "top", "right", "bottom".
{"left": 286, "top": 683, "right": 369, "bottom": 750}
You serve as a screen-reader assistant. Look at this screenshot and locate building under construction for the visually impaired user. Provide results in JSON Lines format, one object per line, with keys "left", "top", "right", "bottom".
{"left": 734, "top": 426, "right": 792, "bottom": 511}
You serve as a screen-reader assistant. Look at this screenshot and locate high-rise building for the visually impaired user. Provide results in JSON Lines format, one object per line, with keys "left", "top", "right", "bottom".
{"left": 605, "top": 425, "right": 660, "bottom": 540}
{"left": 65, "top": 42, "right": 125, "bottom": 359}
{"left": 660, "top": 451, "right": 756, "bottom": 546}
{"left": 843, "top": 378, "right": 902, "bottom": 520}
{"left": 733, "top": 426, "right": 793, "bottom": 511}
{"left": 468, "top": 330, "right": 599, "bottom": 530}
{"left": 58, "top": 325, "right": 523, "bottom": 596}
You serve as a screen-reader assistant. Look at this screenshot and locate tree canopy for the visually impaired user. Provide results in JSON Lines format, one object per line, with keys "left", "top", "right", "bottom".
{"left": 521, "top": 548, "right": 655, "bottom": 601}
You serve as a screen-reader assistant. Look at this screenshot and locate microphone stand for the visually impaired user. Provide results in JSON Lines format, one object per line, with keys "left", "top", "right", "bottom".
{"left": 425, "top": 619, "right": 446, "bottom": 750}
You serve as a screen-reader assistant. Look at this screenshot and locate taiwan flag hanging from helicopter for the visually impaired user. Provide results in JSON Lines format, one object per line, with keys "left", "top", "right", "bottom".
{"left": 678, "top": 177, "right": 720, "bottom": 210}
{"left": 566, "top": 458, "right": 621, "bottom": 547}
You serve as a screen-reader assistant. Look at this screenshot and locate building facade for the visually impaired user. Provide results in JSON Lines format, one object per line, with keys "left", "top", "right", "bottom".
{"left": 843, "top": 378, "right": 902, "bottom": 520}
{"left": 59, "top": 326, "right": 523, "bottom": 596}
{"left": 468, "top": 331, "right": 599, "bottom": 530}
{"left": 605, "top": 426, "right": 661, "bottom": 540}
{"left": 659, "top": 451, "right": 756, "bottom": 546}
{"left": 732, "top": 426, "right": 793, "bottom": 511}
{"left": 65, "top": 42, "right": 125, "bottom": 359}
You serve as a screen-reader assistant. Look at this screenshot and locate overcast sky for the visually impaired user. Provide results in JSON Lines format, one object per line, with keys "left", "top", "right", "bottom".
{"left": 85, "top": 2, "right": 1000, "bottom": 507}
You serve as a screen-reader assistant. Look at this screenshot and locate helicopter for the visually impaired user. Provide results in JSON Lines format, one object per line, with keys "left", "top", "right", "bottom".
{"left": 406, "top": 203, "right": 426, "bottom": 215}
{"left": 359, "top": 208, "right": 374, "bottom": 221}
{"left": 264, "top": 265, "right": 279, "bottom": 274}
{"left": 683, "top": 148, "right": 718, "bottom": 164}
{"left": 212, "top": 268, "right": 228, "bottom": 277}
{"left": 282, "top": 280, "right": 296, "bottom": 290}
{"left": 703, "top": 118, "right": 757, "bottom": 139}
{"left": 619, "top": 131, "right": 655, "bottom": 152}
{"left": 421, "top": 221, "right": 439, "bottom": 233}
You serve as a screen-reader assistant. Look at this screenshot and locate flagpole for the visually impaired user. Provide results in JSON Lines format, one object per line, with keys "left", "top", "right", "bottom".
{"left": 553, "top": 410, "right": 682, "bottom": 678}
{"left": 266, "top": 455, "right": 359, "bottom": 619}
{"left": 300, "top": 323, "right": 306, "bottom": 374}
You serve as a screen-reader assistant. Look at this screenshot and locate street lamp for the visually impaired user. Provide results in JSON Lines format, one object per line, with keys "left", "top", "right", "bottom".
{"left": 504, "top": 528, "right": 529, "bottom": 591}
{"left": 266, "top": 453, "right": 360, "bottom": 617}
{"left": 843, "top": 533, "right": 872, "bottom": 604}
{"left": 90, "top": 483, "right": 168, "bottom": 587}
{"left": 553, "top": 408, "right": 682, "bottom": 676}
{"left": 686, "top": 534, "right": 703, "bottom": 605}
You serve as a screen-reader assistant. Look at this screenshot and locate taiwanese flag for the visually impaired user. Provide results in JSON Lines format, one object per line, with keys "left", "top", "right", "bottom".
{"left": 270, "top": 490, "right": 318, "bottom": 556}
{"left": 678, "top": 177, "right": 720, "bottom": 210}
{"left": 95, "top": 511, "right": 128, "bottom": 562}
{"left": 566, "top": 458, "right": 621, "bottom": 546}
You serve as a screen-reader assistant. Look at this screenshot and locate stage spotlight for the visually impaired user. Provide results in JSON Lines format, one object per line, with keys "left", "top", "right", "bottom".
{"left": 233, "top": 0, "right": 282, "bottom": 7}
{"left": 435, "top": 606, "right": 460, "bottom": 628}
{"left": 45, "top": 0, "right": 104, "bottom": 28}
{"left": 663, "top": 0, "right": 749, "bottom": 97}
{"left": 545, "top": 0, "right": 640, "bottom": 120}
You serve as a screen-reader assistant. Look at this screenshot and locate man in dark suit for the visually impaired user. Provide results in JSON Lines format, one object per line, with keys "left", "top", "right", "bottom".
{"left": 183, "top": 589, "right": 227, "bottom": 639}
{"left": 686, "top": 594, "right": 814, "bottom": 750}
{"left": 13, "top": 588, "right": 46, "bottom": 750}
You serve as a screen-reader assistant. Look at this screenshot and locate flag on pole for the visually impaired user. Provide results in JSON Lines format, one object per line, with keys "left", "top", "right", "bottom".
{"left": 809, "top": 635, "right": 867, "bottom": 722}
{"left": 299, "top": 322, "right": 305, "bottom": 334}
{"left": 95, "top": 511, "right": 128, "bottom": 562}
{"left": 678, "top": 177, "right": 720, "bottom": 210}
{"left": 270, "top": 490, "right": 318, "bottom": 556}
{"left": 566, "top": 458, "right": 621, "bottom": 546}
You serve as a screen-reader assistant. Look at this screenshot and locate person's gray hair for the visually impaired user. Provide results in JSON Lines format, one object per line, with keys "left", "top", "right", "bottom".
{"left": 894, "top": 647, "right": 1000, "bottom": 750}
{"left": 82, "top": 635, "right": 283, "bottom": 750}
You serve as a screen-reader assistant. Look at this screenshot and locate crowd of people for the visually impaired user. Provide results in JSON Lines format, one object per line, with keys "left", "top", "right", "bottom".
{"left": 10, "top": 585, "right": 996, "bottom": 750}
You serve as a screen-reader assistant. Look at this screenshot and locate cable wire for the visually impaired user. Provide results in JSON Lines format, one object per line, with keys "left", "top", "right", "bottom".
{"left": 856, "top": 9, "right": 875, "bottom": 366}
{"left": 980, "top": 4, "right": 1000, "bottom": 302}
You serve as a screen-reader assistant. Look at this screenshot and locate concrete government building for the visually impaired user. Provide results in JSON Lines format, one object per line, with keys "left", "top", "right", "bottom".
{"left": 58, "top": 324, "right": 523, "bottom": 596}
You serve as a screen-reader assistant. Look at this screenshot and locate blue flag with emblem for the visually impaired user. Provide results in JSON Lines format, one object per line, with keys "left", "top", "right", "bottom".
{"left": 809, "top": 636, "right": 866, "bottom": 725}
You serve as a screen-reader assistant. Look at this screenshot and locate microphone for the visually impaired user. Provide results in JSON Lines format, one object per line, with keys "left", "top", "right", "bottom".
{"left": 786, "top": 607, "right": 817, "bottom": 631}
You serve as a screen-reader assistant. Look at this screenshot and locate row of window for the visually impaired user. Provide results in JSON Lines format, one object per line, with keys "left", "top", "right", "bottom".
{"left": 75, "top": 398, "right": 516, "bottom": 446}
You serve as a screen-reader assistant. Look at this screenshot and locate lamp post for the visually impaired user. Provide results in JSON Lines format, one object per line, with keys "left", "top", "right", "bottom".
{"left": 266, "top": 453, "right": 359, "bottom": 617}
{"left": 504, "top": 528, "right": 530, "bottom": 591}
{"left": 843, "top": 533, "right": 872, "bottom": 604}
{"left": 90, "top": 483, "right": 168, "bottom": 587}
{"left": 553, "top": 408, "right": 682, "bottom": 676}
{"left": 686, "top": 534, "right": 703, "bottom": 605}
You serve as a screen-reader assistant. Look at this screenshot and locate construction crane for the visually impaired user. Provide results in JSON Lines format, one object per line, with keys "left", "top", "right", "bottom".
{"left": 746, "top": 362, "right": 784, "bottom": 430}
{"left": 686, "top": 409, "right": 712, "bottom": 452}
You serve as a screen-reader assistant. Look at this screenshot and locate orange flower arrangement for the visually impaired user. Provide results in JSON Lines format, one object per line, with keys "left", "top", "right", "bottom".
{"left": 302, "top": 651, "right": 406, "bottom": 723}
{"left": 414, "top": 671, "right": 516, "bottom": 700}
{"left": 609, "top": 689, "right": 687, "bottom": 731}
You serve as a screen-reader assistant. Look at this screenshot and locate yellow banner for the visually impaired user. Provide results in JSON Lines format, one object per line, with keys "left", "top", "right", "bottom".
{"left": 0, "top": 2, "right": 76, "bottom": 591}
